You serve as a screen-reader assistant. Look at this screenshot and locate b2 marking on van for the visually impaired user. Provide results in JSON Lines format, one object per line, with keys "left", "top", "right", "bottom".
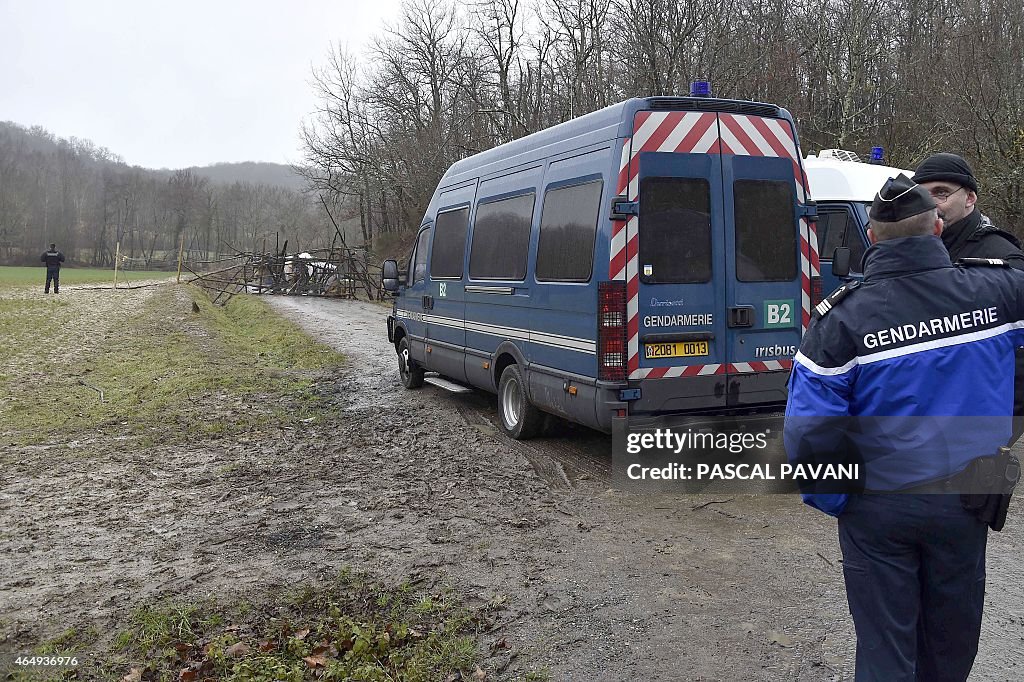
{"left": 439, "top": 282, "right": 447, "bottom": 297}
{"left": 764, "top": 300, "right": 794, "bottom": 328}
{"left": 643, "top": 314, "right": 713, "bottom": 327}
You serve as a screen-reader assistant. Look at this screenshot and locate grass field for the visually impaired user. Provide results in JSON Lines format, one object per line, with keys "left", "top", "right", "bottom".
{"left": 0, "top": 283, "right": 345, "bottom": 446}
{"left": 0, "top": 265, "right": 173, "bottom": 287}
{"left": 0, "top": 282, "right": 494, "bottom": 680}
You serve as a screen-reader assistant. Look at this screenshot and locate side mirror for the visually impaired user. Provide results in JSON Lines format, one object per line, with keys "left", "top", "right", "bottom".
{"left": 382, "top": 259, "right": 399, "bottom": 293}
{"left": 832, "top": 247, "right": 852, "bottom": 279}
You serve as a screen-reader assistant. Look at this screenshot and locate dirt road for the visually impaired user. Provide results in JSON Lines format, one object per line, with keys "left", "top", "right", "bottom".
{"left": 267, "top": 296, "right": 1024, "bottom": 682}
{"left": 1, "top": 288, "right": 1019, "bottom": 680}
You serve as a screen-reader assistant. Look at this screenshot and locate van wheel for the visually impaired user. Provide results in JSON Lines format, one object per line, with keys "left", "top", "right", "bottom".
{"left": 498, "top": 364, "right": 543, "bottom": 439}
{"left": 397, "top": 338, "right": 424, "bottom": 389}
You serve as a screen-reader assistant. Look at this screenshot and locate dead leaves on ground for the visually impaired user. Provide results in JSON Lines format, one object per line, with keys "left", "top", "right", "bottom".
{"left": 121, "top": 620, "right": 475, "bottom": 680}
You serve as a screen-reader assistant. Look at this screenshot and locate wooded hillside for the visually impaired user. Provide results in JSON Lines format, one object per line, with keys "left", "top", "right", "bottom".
{"left": 0, "top": 122, "right": 330, "bottom": 267}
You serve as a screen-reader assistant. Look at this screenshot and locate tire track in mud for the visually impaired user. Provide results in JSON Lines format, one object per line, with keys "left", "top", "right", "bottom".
{"left": 449, "top": 391, "right": 612, "bottom": 490}
{"left": 267, "top": 295, "right": 614, "bottom": 490}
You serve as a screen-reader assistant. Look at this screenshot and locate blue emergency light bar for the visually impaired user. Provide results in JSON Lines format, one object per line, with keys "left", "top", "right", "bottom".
{"left": 870, "top": 146, "right": 884, "bottom": 164}
{"left": 690, "top": 80, "right": 711, "bottom": 97}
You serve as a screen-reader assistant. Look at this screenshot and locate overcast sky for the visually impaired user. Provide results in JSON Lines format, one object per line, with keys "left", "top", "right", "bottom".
{"left": 0, "top": 0, "right": 402, "bottom": 169}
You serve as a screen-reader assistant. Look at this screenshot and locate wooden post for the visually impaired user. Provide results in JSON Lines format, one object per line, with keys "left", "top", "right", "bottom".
{"left": 113, "top": 241, "right": 121, "bottom": 289}
{"left": 176, "top": 233, "right": 185, "bottom": 283}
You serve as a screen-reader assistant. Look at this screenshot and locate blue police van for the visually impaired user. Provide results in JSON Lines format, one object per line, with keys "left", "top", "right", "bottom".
{"left": 803, "top": 149, "right": 913, "bottom": 292}
{"left": 382, "top": 90, "right": 821, "bottom": 438}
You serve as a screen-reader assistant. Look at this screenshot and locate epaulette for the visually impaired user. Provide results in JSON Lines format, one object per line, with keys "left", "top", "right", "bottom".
{"left": 958, "top": 257, "right": 1008, "bottom": 267}
{"left": 813, "top": 280, "right": 860, "bottom": 319}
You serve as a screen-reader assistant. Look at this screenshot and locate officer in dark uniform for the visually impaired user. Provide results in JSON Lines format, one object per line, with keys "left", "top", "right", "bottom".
{"left": 40, "top": 243, "right": 65, "bottom": 294}
{"left": 785, "top": 174, "right": 1024, "bottom": 681}
{"left": 912, "top": 153, "right": 1024, "bottom": 267}
{"left": 914, "top": 153, "right": 1024, "bottom": 438}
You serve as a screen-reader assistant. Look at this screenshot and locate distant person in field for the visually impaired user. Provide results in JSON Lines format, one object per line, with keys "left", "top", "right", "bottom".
{"left": 40, "top": 243, "right": 65, "bottom": 294}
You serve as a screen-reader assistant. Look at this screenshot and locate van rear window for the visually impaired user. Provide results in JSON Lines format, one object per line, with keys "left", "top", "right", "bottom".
{"left": 734, "top": 179, "right": 797, "bottom": 282}
{"left": 536, "top": 180, "right": 602, "bottom": 282}
{"left": 639, "top": 177, "right": 712, "bottom": 283}
{"left": 469, "top": 193, "right": 534, "bottom": 280}
{"left": 430, "top": 207, "right": 469, "bottom": 278}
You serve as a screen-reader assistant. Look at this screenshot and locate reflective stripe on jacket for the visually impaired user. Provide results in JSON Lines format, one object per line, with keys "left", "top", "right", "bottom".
{"left": 784, "top": 235, "right": 1024, "bottom": 515}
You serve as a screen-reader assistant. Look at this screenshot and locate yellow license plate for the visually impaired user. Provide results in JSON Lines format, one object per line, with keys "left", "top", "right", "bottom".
{"left": 644, "top": 341, "right": 709, "bottom": 359}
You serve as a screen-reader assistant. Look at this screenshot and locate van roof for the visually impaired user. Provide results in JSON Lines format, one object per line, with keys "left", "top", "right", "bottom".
{"left": 804, "top": 153, "right": 913, "bottom": 202}
{"left": 441, "top": 101, "right": 633, "bottom": 186}
{"left": 439, "top": 97, "right": 792, "bottom": 189}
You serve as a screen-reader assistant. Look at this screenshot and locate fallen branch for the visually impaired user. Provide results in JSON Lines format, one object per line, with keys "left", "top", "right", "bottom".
{"left": 691, "top": 498, "right": 735, "bottom": 511}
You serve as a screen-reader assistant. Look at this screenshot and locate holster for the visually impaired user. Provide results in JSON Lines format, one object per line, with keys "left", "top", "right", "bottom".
{"left": 960, "top": 447, "right": 1020, "bottom": 531}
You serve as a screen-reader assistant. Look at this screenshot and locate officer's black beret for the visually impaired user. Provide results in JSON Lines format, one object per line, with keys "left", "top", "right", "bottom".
{"left": 869, "top": 174, "right": 937, "bottom": 222}
{"left": 911, "top": 153, "right": 978, "bottom": 193}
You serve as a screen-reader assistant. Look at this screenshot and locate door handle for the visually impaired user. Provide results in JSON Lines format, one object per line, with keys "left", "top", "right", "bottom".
{"left": 422, "top": 295, "right": 433, "bottom": 310}
{"left": 728, "top": 306, "right": 754, "bottom": 328}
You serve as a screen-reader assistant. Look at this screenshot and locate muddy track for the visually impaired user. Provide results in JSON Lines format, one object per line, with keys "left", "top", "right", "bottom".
{"left": 8, "top": 289, "right": 1014, "bottom": 680}
{"left": 267, "top": 296, "right": 1024, "bottom": 682}
{"left": 5, "top": 288, "right": 1020, "bottom": 679}
{"left": 449, "top": 391, "right": 612, "bottom": 490}
{"left": 269, "top": 295, "right": 613, "bottom": 491}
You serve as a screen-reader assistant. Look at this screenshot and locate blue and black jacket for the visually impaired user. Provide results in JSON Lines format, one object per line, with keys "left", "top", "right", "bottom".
{"left": 784, "top": 235, "right": 1024, "bottom": 516}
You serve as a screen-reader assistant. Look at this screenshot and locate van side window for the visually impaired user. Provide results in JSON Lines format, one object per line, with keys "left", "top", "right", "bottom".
{"left": 406, "top": 244, "right": 416, "bottom": 283}
{"left": 733, "top": 179, "right": 797, "bottom": 282}
{"left": 639, "top": 177, "right": 712, "bottom": 283}
{"left": 413, "top": 226, "right": 431, "bottom": 284}
{"left": 536, "top": 180, "right": 602, "bottom": 282}
{"left": 469, "top": 193, "right": 534, "bottom": 280}
{"left": 818, "top": 211, "right": 848, "bottom": 260}
{"left": 431, "top": 207, "right": 469, "bottom": 278}
{"left": 846, "top": 221, "right": 866, "bottom": 272}
{"left": 819, "top": 209, "right": 865, "bottom": 272}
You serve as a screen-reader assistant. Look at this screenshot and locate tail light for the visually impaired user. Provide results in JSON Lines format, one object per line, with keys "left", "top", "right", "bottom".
{"left": 598, "top": 281, "right": 628, "bottom": 381}
{"left": 810, "top": 275, "right": 823, "bottom": 307}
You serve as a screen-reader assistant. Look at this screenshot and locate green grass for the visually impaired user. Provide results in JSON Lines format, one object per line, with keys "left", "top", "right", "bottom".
{"left": 0, "top": 265, "right": 171, "bottom": 287}
{"left": 69, "top": 573, "right": 484, "bottom": 681}
{"left": 0, "top": 284, "right": 345, "bottom": 446}
{"left": 207, "top": 294, "right": 343, "bottom": 371}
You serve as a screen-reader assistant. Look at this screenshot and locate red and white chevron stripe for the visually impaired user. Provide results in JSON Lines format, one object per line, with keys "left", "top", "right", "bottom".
{"left": 628, "top": 360, "right": 795, "bottom": 380}
{"left": 730, "top": 359, "right": 794, "bottom": 373}
{"left": 607, "top": 110, "right": 818, "bottom": 380}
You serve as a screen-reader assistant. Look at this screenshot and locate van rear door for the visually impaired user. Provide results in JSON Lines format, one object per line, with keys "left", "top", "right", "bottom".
{"left": 625, "top": 108, "right": 813, "bottom": 411}
{"left": 717, "top": 113, "right": 810, "bottom": 405}
{"left": 721, "top": 152, "right": 802, "bottom": 404}
{"left": 632, "top": 145, "right": 728, "bottom": 411}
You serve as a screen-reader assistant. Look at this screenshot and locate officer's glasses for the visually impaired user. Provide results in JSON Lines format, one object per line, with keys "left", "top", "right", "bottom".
{"left": 928, "top": 186, "right": 964, "bottom": 202}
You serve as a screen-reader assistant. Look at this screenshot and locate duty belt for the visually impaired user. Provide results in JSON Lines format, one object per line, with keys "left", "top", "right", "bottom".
{"left": 864, "top": 468, "right": 972, "bottom": 495}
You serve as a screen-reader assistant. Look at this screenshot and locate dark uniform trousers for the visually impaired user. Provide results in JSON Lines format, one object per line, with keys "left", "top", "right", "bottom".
{"left": 45, "top": 268, "right": 60, "bottom": 293}
{"left": 838, "top": 494, "right": 988, "bottom": 682}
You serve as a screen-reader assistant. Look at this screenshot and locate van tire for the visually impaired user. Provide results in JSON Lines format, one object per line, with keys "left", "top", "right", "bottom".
{"left": 397, "top": 337, "right": 424, "bottom": 389}
{"left": 497, "top": 364, "right": 543, "bottom": 439}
